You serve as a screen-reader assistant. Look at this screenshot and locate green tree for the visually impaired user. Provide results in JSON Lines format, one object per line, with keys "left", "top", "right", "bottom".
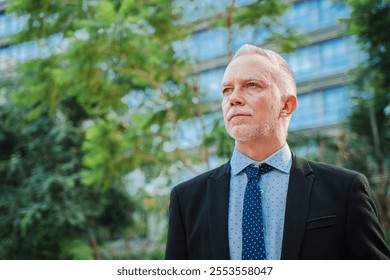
{"left": 343, "top": 0, "right": 390, "bottom": 235}
{"left": 6, "top": 0, "right": 300, "bottom": 184}
{"left": 0, "top": 98, "right": 134, "bottom": 259}
{"left": 2, "top": 0, "right": 191, "bottom": 259}
{"left": 2, "top": 0, "right": 301, "bottom": 258}
{"left": 6, "top": 0, "right": 194, "bottom": 187}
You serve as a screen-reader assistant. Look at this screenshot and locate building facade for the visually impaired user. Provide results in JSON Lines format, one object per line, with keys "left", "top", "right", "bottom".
{"left": 179, "top": 0, "right": 359, "bottom": 136}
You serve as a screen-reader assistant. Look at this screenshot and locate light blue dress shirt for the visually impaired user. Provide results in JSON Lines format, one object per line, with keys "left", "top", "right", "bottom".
{"left": 228, "top": 144, "right": 292, "bottom": 260}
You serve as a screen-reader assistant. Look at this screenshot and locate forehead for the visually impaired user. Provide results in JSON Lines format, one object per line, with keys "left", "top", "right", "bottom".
{"left": 222, "top": 54, "right": 276, "bottom": 84}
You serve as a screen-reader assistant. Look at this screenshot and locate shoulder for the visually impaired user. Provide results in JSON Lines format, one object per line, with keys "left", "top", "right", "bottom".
{"left": 172, "top": 161, "right": 230, "bottom": 195}
{"left": 294, "top": 153, "right": 368, "bottom": 185}
{"left": 293, "top": 154, "right": 374, "bottom": 214}
{"left": 309, "top": 160, "right": 359, "bottom": 176}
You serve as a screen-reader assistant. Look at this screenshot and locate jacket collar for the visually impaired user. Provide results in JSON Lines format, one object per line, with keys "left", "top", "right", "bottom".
{"left": 207, "top": 161, "right": 231, "bottom": 259}
{"left": 281, "top": 153, "right": 314, "bottom": 259}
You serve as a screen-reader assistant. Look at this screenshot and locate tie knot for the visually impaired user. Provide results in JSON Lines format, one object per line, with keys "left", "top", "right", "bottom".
{"left": 244, "top": 164, "right": 273, "bottom": 180}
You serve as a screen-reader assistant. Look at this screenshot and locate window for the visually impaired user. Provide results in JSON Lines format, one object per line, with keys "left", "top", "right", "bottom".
{"left": 284, "top": 37, "right": 359, "bottom": 82}
{"left": 180, "top": 0, "right": 230, "bottom": 24}
{"left": 318, "top": 0, "right": 350, "bottom": 29}
{"left": 0, "top": 33, "right": 67, "bottom": 63}
{"left": 187, "top": 28, "right": 228, "bottom": 61}
{"left": 284, "top": 0, "right": 350, "bottom": 32}
{"left": 284, "top": 44, "right": 319, "bottom": 82}
{"left": 199, "top": 67, "right": 225, "bottom": 102}
{"left": 0, "top": 13, "right": 27, "bottom": 38}
{"left": 0, "top": 41, "right": 37, "bottom": 62}
{"left": 320, "top": 37, "right": 351, "bottom": 75}
{"left": 289, "top": 86, "right": 351, "bottom": 130}
{"left": 176, "top": 111, "right": 222, "bottom": 149}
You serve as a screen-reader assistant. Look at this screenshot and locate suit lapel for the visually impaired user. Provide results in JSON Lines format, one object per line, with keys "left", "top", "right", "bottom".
{"left": 207, "top": 162, "right": 231, "bottom": 260}
{"left": 281, "top": 154, "right": 314, "bottom": 260}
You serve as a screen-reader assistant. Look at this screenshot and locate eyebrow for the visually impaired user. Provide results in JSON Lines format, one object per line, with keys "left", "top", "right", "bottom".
{"left": 221, "top": 77, "right": 270, "bottom": 87}
{"left": 246, "top": 77, "right": 270, "bottom": 84}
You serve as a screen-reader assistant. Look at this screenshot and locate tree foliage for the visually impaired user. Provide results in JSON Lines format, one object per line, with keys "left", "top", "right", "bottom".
{"left": 343, "top": 0, "right": 390, "bottom": 232}
{"left": 0, "top": 98, "right": 134, "bottom": 259}
{"left": 6, "top": 0, "right": 192, "bottom": 188}
{"left": 6, "top": 0, "right": 301, "bottom": 184}
{"left": 1, "top": 0, "right": 301, "bottom": 258}
{"left": 213, "top": 0, "right": 301, "bottom": 56}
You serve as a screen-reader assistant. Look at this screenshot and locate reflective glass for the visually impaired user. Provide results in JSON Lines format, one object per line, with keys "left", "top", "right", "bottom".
{"left": 284, "top": 37, "right": 359, "bottom": 82}
{"left": 199, "top": 67, "right": 225, "bottom": 102}
{"left": 284, "top": 0, "right": 350, "bottom": 32}
{"left": 176, "top": 111, "right": 222, "bottom": 149}
{"left": 289, "top": 87, "right": 351, "bottom": 130}
{"left": 187, "top": 28, "right": 228, "bottom": 61}
{"left": 0, "top": 13, "right": 27, "bottom": 38}
{"left": 180, "top": 0, "right": 230, "bottom": 24}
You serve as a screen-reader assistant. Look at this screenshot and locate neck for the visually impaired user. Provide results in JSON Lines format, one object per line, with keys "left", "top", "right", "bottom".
{"left": 235, "top": 136, "right": 286, "bottom": 162}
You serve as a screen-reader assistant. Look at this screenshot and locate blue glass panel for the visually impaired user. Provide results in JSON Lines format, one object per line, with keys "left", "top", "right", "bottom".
{"left": 284, "top": 0, "right": 350, "bottom": 32}
{"left": 180, "top": 0, "right": 230, "bottom": 24}
{"left": 0, "top": 33, "right": 68, "bottom": 63}
{"left": 318, "top": 0, "right": 350, "bottom": 29}
{"left": 236, "top": 0, "right": 257, "bottom": 7}
{"left": 199, "top": 67, "right": 225, "bottom": 102}
{"left": 0, "top": 41, "right": 36, "bottom": 62}
{"left": 187, "top": 28, "right": 228, "bottom": 61}
{"left": 176, "top": 111, "right": 222, "bottom": 149}
{"left": 0, "top": 14, "right": 27, "bottom": 38}
{"left": 289, "top": 86, "right": 351, "bottom": 131}
{"left": 231, "top": 25, "right": 256, "bottom": 51}
{"left": 284, "top": 37, "right": 359, "bottom": 82}
{"left": 320, "top": 37, "right": 352, "bottom": 75}
{"left": 284, "top": 44, "right": 320, "bottom": 82}
{"left": 323, "top": 87, "right": 351, "bottom": 124}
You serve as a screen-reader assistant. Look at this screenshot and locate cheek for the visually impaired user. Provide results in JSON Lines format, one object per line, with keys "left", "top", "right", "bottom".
{"left": 221, "top": 100, "right": 229, "bottom": 115}
{"left": 253, "top": 99, "right": 280, "bottom": 117}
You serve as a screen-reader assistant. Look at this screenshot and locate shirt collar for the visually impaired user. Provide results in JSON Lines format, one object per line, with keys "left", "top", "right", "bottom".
{"left": 230, "top": 143, "right": 292, "bottom": 176}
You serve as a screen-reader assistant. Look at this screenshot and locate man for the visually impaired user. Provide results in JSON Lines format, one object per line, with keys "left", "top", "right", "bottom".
{"left": 165, "top": 44, "right": 390, "bottom": 260}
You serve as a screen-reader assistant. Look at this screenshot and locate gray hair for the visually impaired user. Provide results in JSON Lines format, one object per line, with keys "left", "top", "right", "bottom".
{"left": 233, "top": 44, "right": 296, "bottom": 96}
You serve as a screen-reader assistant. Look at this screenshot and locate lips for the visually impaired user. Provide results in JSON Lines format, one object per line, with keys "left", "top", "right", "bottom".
{"left": 227, "top": 111, "right": 251, "bottom": 121}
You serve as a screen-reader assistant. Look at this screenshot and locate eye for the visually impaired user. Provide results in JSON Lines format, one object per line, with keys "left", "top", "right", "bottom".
{"left": 246, "top": 82, "right": 257, "bottom": 88}
{"left": 222, "top": 87, "right": 232, "bottom": 95}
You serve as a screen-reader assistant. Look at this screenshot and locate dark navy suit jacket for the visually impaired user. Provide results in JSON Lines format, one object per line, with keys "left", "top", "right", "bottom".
{"left": 165, "top": 153, "right": 390, "bottom": 259}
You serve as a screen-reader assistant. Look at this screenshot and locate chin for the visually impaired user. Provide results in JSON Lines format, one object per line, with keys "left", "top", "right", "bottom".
{"left": 227, "top": 126, "right": 260, "bottom": 142}
{"left": 227, "top": 123, "right": 276, "bottom": 142}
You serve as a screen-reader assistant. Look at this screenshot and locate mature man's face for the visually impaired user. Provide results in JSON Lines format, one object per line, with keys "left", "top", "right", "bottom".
{"left": 221, "top": 54, "right": 284, "bottom": 143}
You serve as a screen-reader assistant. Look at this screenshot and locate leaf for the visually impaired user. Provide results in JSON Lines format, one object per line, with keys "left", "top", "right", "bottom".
{"left": 97, "top": 1, "right": 117, "bottom": 23}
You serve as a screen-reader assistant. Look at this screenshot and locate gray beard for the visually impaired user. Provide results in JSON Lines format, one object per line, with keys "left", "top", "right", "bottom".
{"left": 226, "top": 119, "right": 279, "bottom": 142}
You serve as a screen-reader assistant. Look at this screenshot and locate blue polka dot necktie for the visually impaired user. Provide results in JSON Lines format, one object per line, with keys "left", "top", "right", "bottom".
{"left": 242, "top": 164, "right": 274, "bottom": 260}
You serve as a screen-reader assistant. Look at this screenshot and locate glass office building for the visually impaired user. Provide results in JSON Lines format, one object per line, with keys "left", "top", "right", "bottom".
{"left": 180, "top": 0, "right": 359, "bottom": 134}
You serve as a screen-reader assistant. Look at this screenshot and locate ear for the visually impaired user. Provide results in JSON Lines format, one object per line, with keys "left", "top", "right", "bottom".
{"left": 280, "top": 94, "right": 297, "bottom": 118}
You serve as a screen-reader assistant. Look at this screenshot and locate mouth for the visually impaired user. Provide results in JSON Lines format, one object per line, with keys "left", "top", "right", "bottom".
{"left": 228, "top": 113, "right": 251, "bottom": 121}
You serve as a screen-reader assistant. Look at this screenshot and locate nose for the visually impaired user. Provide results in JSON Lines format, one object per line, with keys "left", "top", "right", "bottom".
{"left": 229, "top": 88, "right": 245, "bottom": 106}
